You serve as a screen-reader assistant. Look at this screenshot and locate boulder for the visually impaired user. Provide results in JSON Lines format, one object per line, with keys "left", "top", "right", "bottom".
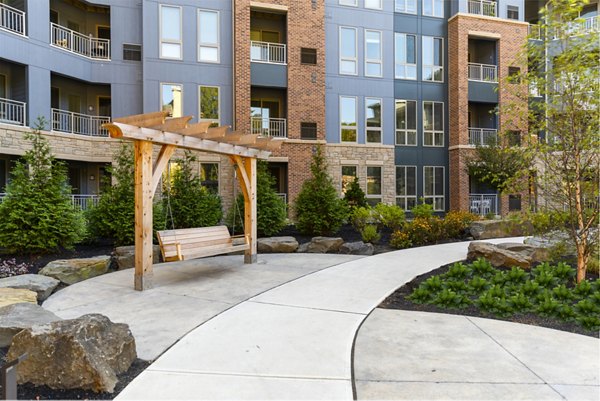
{"left": 339, "top": 241, "right": 374, "bottom": 256}
{"left": 497, "top": 242, "right": 549, "bottom": 264}
{"left": 469, "top": 220, "right": 532, "bottom": 240}
{"left": 297, "top": 237, "right": 344, "bottom": 253}
{"left": 0, "top": 274, "right": 60, "bottom": 301}
{"left": 257, "top": 237, "right": 299, "bottom": 253}
{"left": 38, "top": 255, "right": 111, "bottom": 285}
{"left": 0, "top": 303, "right": 61, "bottom": 347}
{"left": 0, "top": 288, "right": 37, "bottom": 308}
{"left": 467, "top": 242, "right": 531, "bottom": 269}
{"left": 7, "top": 314, "right": 136, "bottom": 393}
{"left": 114, "top": 245, "right": 161, "bottom": 270}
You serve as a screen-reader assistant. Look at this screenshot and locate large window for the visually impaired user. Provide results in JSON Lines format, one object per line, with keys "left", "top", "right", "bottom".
{"left": 365, "top": 97, "right": 382, "bottom": 143}
{"left": 396, "top": 166, "right": 417, "bottom": 210}
{"left": 366, "top": 166, "right": 382, "bottom": 205}
{"left": 341, "top": 165, "right": 357, "bottom": 194}
{"left": 340, "top": 27, "right": 357, "bottom": 75}
{"left": 424, "top": 166, "right": 444, "bottom": 211}
{"left": 395, "top": 100, "right": 417, "bottom": 145}
{"left": 161, "top": 83, "right": 183, "bottom": 117}
{"left": 200, "top": 163, "right": 219, "bottom": 193}
{"left": 395, "top": 33, "right": 417, "bottom": 80}
{"left": 395, "top": 0, "right": 417, "bottom": 14}
{"left": 422, "top": 36, "right": 444, "bottom": 82}
{"left": 422, "top": 0, "right": 444, "bottom": 17}
{"left": 365, "top": 0, "right": 382, "bottom": 10}
{"left": 423, "top": 101, "right": 444, "bottom": 146}
{"left": 340, "top": 96, "right": 357, "bottom": 142}
{"left": 160, "top": 5, "right": 182, "bottom": 59}
{"left": 199, "top": 86, "right": 219, "bottom": 126}
{"left": 198, "top": 10, "right": 219, "bottom": 63}
{"left": 365, "top": 30, "right": 382, "bottom": 77}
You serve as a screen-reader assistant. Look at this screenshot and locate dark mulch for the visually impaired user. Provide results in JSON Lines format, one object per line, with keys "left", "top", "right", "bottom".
{"left": 380, "top": 261, "right": 600, "bottom": 338}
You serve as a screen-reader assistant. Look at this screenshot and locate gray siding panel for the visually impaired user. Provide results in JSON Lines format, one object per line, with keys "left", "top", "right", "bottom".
{"left": 250, "top": 63, "right": 287, "bottom": 88}
{"left": 468, "top": 81, "right": 499, "bottom": 103}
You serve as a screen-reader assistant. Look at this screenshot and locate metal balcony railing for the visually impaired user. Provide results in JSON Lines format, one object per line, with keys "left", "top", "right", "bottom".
{"left": 0, "top": 193, "right": 100, "bottom": 210}
{"left": 553, "top": 16, "right": 599, "bottom": 39}
{"left": 467, "top": 0, "right": 497, "bottom": 17}
{"left": 469, "top": 194, "right": 498, "bottom": 216}
{"left": 251, "top": 117, "right": 287, "bottom": 138}
{"left": 468, "top": 127, "right": 498, "bottom": 146}
{"left": 468, "top": 63, "right": 497, "bottom": 82}
{"left": 528, "top": 24, "right": 542, "bottom": 40}
{"left": 276, "top": 193, "right": 287, "bottom": 204}
{"left": 250, "top": 41, "right": 286, "bottom": 64}
{"left": 0, "top": 3, "right": 25, "bottom": 36}
{"left": 50, "top": 23, "right": 110, "bottom": 60}
{"left": 52, "top": 108, "right": 110, "bottom": 137}
{"left": 0, "top": 97, "right": 26, "bottom": 126}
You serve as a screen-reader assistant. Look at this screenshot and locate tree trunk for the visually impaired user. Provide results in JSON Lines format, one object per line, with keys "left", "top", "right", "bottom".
{"left": 576, "top": 241, "right": 588, "bottom": 283}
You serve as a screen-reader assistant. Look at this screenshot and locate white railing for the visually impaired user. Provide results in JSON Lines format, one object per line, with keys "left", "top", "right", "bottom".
{"left": 250, "top": 41, "right": 286, "bottom": 64}
{"left": 554, "top": 16, "right": 599, "bottom": 39}
{"left": 0, "top": 3, "right": 25, "bottom": 36}
{"left": 0, "top": 193, "right": 100, "bottom": 210}
{"left": 469, "top": 194, "right": 498, "bottom": 216}
{"left": 467, "top": 0, "right": 497, "bottom": 17}
{"left": 0, "top": 97, "right": 26, "bottom": 126}
{"left": 251, "top": 117, "right": 287, "bottom": 138}
{"left": 50, "top": 23, "right": 110, "bottom": 60}
{"left": 468, "top": 63, "right": 497, "bottom": 82}
{"left": 276, "top": 193, "right": 287, "bottom": 204}
{"left": 529, "top": 80, "right": 542, "bottom": 97}
{"left": 468, "top": 127, "right": 497, "bottom": 146}
{"left": 528, "top": 24, "right": 542, "bottom": 40}
{"left": 52, "top": 108, "right": 110, "bottom": 137}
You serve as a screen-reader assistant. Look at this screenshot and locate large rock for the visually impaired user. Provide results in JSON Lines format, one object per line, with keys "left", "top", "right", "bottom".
{"left": 38, "top": 255, "right": 111, "bottom": 285}
{"left": 7, "top": 314, "right": 136, "bottom": 393}
{"left": 0, "top": 274, "right": 60, "bottom": 301}
{"left": 297, "top": 237, "right": 344, "bottom": 253}
{"left": 0, "top": 303, "right": 61, "bottom": 347}
{"left": 467, "top": 242, "right": 531, "bottom": 268}
{"left": 339, "top": 241, "right": 374, "bottom": 256}
{"left": 497, "top": 242, "right": 549, "bottom": 264}
{"left": 0, "top": 288, "right": 37, "bottom": 308}
{"left": 469, "top": 220, "right": 532, "bottom": 240}
{"left": 114, "top": 245, "right": 161, "bottom": 270}
{"left": 257, "top": 237, "right": 299, "bottom": 253}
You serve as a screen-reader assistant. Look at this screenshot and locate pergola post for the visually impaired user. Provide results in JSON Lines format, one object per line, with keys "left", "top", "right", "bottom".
{"left": 134, "top": 140, "right": 154, "bottom": 291}
{"left": 244, "top": 157, "right": 257, "bottom": 263}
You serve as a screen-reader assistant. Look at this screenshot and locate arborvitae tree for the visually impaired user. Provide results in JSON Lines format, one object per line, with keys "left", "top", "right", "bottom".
{"left": 294, "top": 145, "right": 348, "bottom": 235}
{"left": 0, "top": 118, "right": 85, "bottom": 253}
{"left": 343, "top": 177, "right": 367, "bottom": 209}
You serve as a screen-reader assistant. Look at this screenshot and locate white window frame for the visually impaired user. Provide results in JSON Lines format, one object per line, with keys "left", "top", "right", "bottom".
{"left": 423, "top": 101, "right": 444, "bottom": 147}
{"left": 423, "top": 166, "right": 445, "bottom": 211}
{"left": 339, "top": 0, "right": 358, "bottom": 6}
{"left": 198, "top": 9, "right": 220, "bottom": 63}
{"left": 395, "top": 0, "right": 417, "bottom": 14}
{"left": 198, "top": 85, "right": 220, "bottom": 125}
{"left": 422, "top": 36, "right": 444, "bottom": 82}
{"left": 366, "top": 165, "right": 383, "bottom": 205}
{"left": 365, "top": 29, "right": 383, "bottom": 78}
{"left": 422, "top": 0, "right": 444, "bottom": 18}
{"left": 160, "top": 82, "right": 183, "bottom": 118}
{"left": 365, "top": 0, "right": 383, "bottom": 10}
{"left": 341, "top": 165, "right": 358, "bottom": 195}
{"left": 159, "top": 4, "right": 182, "bottom": 60}
{"left": 395, "top": 33, "right": 417, "bottom": 80}
{"left": 507, "top": 5, "right": 519, "bottom": 20}
{"left": 340, "top": 96, "right": 358, "bottom": 143}
{"left": 396, "top": 165, "right": 417, "bottom": 210}
{"left": 395, "top": 99, "right": 417, "bottom": 146}
{"left": 365, "top": 97, "right": 382, "bottom": 144}
{"left": 339, "top": 26, "right": 358, "bottom": 75}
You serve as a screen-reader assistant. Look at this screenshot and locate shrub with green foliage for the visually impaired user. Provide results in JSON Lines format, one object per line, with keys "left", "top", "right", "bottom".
{"left": 343, "top": 177, "right": 367, "bottom": 209}
{"left": 373, "top": 203, "right": 405, "bottom": 231}
{"left": 0, "top": 119, "right": 85, "bottom": 253}
{"left": 410, "top": 201, "right": 434, "bottom": 218}
{"left": 443, "top": 210, "right": 479, "bottom": 238}
{"left": 294, "top": 146, "right": 347, "bottom": 235}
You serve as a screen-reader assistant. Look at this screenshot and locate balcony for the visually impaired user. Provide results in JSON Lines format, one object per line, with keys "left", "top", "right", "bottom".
{"left": 251, "top": 117, "right": 287, "bottom": 138}
{"left": 467, "top": 0, "right": 496, "bottom": 17}
{"left": 0, "top": 97, "right": 26, "bottom": 126}
{"left": 0, "top": 3, "right": 25, "bottom": 36}
{"left": 468, "top": 127, "right": 497, "bottom": 146}
{"left": 52, "top": 109, "right": 110, "bottom": 137}
{"left": 469, "top": 194, "right": 498, "bottom": 216}
{"left": 251, "top": 41, "right": 286, "bottom": 64}
{"left": 528, "top": 24, "right": 542, "bottom": 40}
{"left": 0, "top": 193, "right": 100, "bottom": 210}
{"left": 468, "top": 63, "right": 497, "bottom": 83}
{"left": 50, "top": 23, "right": 110, "bottom": 60}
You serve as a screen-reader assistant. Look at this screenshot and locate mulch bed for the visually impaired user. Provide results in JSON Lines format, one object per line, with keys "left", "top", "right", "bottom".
{"left": 380, "top": 261, "right": 600, "bottom": 338}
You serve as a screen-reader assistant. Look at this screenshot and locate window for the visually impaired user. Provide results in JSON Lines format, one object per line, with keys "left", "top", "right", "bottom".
{"left": 161, "top": 83, "right": 183, "bottom": 118}
{"left": 422, "top": 36, "right": 443, "bottom": 82}
{"left": 160, "top": 5, "right": 182, "bottom": 59}
{"left": 340, "top": 96, "right": 357, "bottom": 142}
{"left": 199, "top": 86, "right": 219, "bottom": 125}
{"left": 200, "top": 163, "right": 219, "bottom": 193}
{"left": 341, "top": 165, "right": 357, "bottom": 194}
{"left": 365, "top": 30, "right": 382, "bottom": 77}
{"left": 395, "top": 0, "right": 417, "bottom": 14}
{"left": 301, "top": 122, "right": 317, "bottom": 139}
{"left": 0, "top": 75, "right": 5, "bottom": 98}
{"left": 424, "top": 166, "right": 444, "bottom": 211}
{"left": 123, "top": 44, "right": 141, "bottom": 61}
{"left": 365, "top": 0, "right": 382, "bottom": 9}
{"left": 366, "top": 166, "right": 382, "bottom": 205}
{"left": 396, "top": 166, "right": 417, "bottom": 210}
{"left": 395, "top": 33, "right": 417, "bottom": 80}
{"left": 395, "top": 100, "right": 417, "bottom": 145}
{"left": 508, "top": 66, "right": 521, "bottom": 83}
{"left": 423, "top": 0, "right": 443, "bottom": 17}
{"left": 423, "top": 101, "right": 444, "bottom": 146}
{"left": 507, "top": 5, "right": 519, "bottom": 20}
{"left": 339, "top": 0, "right": 357, "bottom": 5}
{"left": 508, "top": 130, "right": 522, "bottom": 147}
{"left": 365, "top": 98, "right": 382, "bottom": 143}
{"left": 340, "top": 27, "right": 357, "bottom": 75}
{"left": 301, "top": 48, "right": 317, "bottom": 65}
{"left": 198, "top": 9, "right": 219, "bottom": 63}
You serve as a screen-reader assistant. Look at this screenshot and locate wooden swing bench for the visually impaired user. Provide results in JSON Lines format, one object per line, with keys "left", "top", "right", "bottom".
{"left": 156, "top": 226, "right": 249, "bottom": 262}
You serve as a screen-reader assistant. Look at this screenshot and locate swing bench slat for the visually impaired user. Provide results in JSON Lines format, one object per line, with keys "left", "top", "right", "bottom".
{"left": 156, "top": 226, "right": 249, "bottom": 262}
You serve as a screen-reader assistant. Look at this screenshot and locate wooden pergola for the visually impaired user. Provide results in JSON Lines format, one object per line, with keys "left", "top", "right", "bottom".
{"left": 103, "top": 111, "right": 281, "bottom": 291}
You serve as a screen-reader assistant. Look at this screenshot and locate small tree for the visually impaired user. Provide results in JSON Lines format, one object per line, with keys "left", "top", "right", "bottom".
{"left": 0, "top": 118, "right": 85, "bottom": 253}
{"left": 343, "top": 177, "right": 367, "bottom": 209}
{"left": 295, "top": 146, "right": 348, "bottom": 235}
